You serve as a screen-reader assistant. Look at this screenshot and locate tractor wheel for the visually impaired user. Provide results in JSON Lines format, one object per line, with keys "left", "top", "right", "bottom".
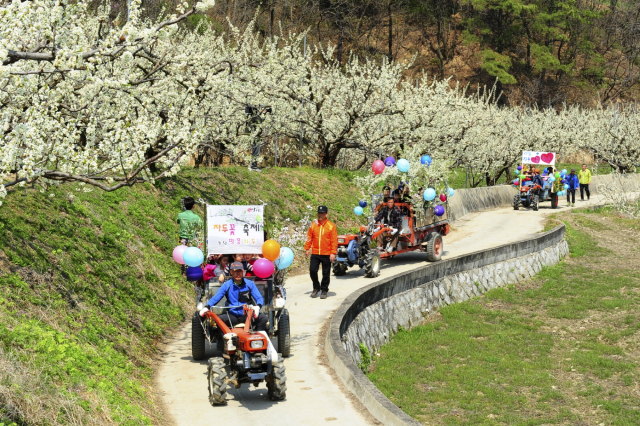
{"left": 364, "top": 250, "right": 381, "bottom": 278}
{"left": 513, "top": 195, "right": 520, "bottom": 210}
{"left": 532, "top": 195, "right": 539, "bottom": 211}
{"left": 277, "top": 309, "right": 291, "bottom": 358}
{"left": 332, "top": 262, "right": 347, "bottom": 276}
{"left": 207, "top": 358, "right": 228, "bottom": 406}
{"left": 192, "top": 311, "right": 206, "bottom": 361}
{"left": 426, "top": 232, "right": 443, "bottom": 262}
{"left": 267, "top": 357, "right": 287, "bottom": 401}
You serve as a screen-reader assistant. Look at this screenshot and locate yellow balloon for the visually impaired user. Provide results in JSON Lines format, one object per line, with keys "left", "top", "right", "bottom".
{"left": 262, "top": 239, "right": 281, "bottom": 262}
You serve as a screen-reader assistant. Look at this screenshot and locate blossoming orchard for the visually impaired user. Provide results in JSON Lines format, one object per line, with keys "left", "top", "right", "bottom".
{"left": 2, "top": 0, "right": 640, "bottom": 206}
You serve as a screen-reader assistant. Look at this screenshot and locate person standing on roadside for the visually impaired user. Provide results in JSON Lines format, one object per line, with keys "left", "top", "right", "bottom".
{"left": 304, "top": 206, "right": 338, "bottom": 299}
{"left": 578, "top": 163, "right": 592, "bottom": 201}
{"left": 566, "top": 169, "right": 580, "bottom": 207}
{"left": 177, "top": 196, "right": 202, "bottom": 245}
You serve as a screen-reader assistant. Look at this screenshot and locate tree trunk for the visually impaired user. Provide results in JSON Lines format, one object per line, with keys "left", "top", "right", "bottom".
{"left": 388, "top": 1, "right": 393, "bottom": 61}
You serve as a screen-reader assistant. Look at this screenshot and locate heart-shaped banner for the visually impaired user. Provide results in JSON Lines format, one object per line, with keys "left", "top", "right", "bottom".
{"left": 531, "top": 156, "right": 540, "bottom": 163}
{"left": 541, "top": 152, "right": 554, "bottom": 164}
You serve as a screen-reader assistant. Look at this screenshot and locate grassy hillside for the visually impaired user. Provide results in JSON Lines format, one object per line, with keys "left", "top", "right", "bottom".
{"left": 0, "top": 167, "right": 362, "bottom": 426}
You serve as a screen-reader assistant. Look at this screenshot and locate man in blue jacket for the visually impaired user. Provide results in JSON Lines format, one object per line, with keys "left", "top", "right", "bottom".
{"left": 566, "top": 168, "right": 580, "bottom": 207}
{"left": 199, "top": 261, "right": 267, "bottom": 331}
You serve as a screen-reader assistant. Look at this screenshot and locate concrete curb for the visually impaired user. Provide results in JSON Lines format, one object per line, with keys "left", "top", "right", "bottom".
{"left": 325, "top": 224, "right": 566, "bottom": 426}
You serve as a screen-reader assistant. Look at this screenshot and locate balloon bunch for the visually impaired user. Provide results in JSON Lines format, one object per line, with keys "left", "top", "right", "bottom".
{"left": 371, "top": 154, "right": 433, "bottom": 176}
{"left": 172, "top": 245, "right": 205, "bottom": 281}
{"left": 422, "top": 187, "right": 453, "bottom": 217}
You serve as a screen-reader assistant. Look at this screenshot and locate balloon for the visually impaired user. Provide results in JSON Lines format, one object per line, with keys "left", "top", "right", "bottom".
{"left": 354, "top": 206, "right": 363, "bottom": 216}
{"left": 558, "top": 190, "right": 566, "bottom": 196}
{"left": 439, "top": 194, "right": 447, "bottom": 202}
{"left": 183, "top": 247, "right": 204, "bottom": 267}
{"left": 514, "top": 169, "right": 519, "bottom": 175}
{"left": 434, "top": 205, "right": 445, "bottom": 216}
{"left": 562, "top": 169, "right": 567, "bottom": 174}
{"left": 555, "top": 172, "right": 561, "bottom": 179}
{"left": 423, "top": 188, "right": 436, "bottom": 201}
{"left": 447, "top": 187, "right": 455, "bottom": 197}
{"left": 262, "top": 239, "right": 281, "bottom": 262}
{"left": 421, "top": 155, "right": 432, "bottom": 165}
{"left": 549, "top": 177, "right": 556, "bottom": 182}
{"left": 172, "top": 244, "right": 188, "bottom": 264}
{"left": 186, "top": 266, "right": 203, "bottom": 282}
{"left": 384, "top": 156, "right": 396, "bottom": 167}
{"left": 561, "top": 179, "right": 566, "bottom": 184}
{"left": 563, "top": 184, "right": 569, "bottom": 189}
{"left": 274, "top": 247, "right": 295, "bottom": 269}
{"left": 520, "top": 174, "right": 526, "bottom": 179}
{"left": 359, "top": 200, "right": 368, "bottom": 208}
{"left": 514, "top": 180, "right": 520, "bottom": 186}
{"left": 397, "top": 159, "right": 410, "bottom": 173}
{"left": 253, "top": 258, "right": 275, "bottom": 278}
{"left": 517, "top": 166, "right": 522, "bottom": 171}
{"left": 372, "top": 160, "right": 385, "bottom": 175}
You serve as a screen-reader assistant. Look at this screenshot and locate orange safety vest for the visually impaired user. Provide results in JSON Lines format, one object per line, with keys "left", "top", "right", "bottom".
{"left": 304, "top": 219, "right": 338, "bottom": 255}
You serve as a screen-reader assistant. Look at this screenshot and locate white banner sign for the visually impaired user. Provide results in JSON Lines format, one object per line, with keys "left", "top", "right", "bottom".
{"left": 206, "top": 205, "right": 265, "bottom": 255}
{"left": 521, "top": 151, "right": 556, "bottom": 166}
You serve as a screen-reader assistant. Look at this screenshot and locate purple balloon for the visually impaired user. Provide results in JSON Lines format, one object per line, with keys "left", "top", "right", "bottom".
{"left": 186, "top": 266, "right": 203, "bottom": 282}
{"left": 384, "top": 156, "right": 396, "bottom": 167}
{"left": 434, "top": 205, "right": 445, "bottom": 216}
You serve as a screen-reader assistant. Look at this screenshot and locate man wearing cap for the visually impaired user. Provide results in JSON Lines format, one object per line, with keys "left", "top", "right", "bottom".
{"left": 199, "top": 261, "right": 268, "bottom": 331}
{"left": 304, "top": 206, "right": 338, "bottom": 299}
{"left": 566, "top": 168, "right": 580, "bottom": 207}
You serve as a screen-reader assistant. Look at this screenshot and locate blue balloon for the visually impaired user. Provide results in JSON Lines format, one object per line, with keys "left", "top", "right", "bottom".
{"left": 421, "top": 155, "right": 432, "bottom": 165}
{"left": 423, "top": 188, "right": 436, "bottom": 201}
{"left": 359, "top": 200, "right": 368, "bottom": 208}
{"left": 354, "top": 206, "right": 364, "bottom": 216}
{"left": 447, "top": 187, "right": 455, "bottom": 197}
{"left": 549, "top": 176, "right": 556, "bottom": 182}
{"left": 183, "top": 247, "right": 204, "bottom": 267}
{"left": 186, "top": 266, "right": 203, "bottom": 282}
{"left": 274, "top": 247, "right": 295, "bottom": 269}
{"left": 397, "top": 159, "right": 410, "bottom": 173}
{"left": 562, "top": 169, "right": 567, "bottom": 175}
{"left": 563, "top": 184, "right": 569, "bottom": 189}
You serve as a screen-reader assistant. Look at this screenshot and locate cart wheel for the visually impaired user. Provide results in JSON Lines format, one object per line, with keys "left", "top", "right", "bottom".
{"left": 208, "top": 358, "right": 228, "bottom": 406}
{"left": 532, "top": 195, "right": 539, "bottom": 211}
{"left": 551, "top": 193, "right": 558, "bottom": 209}
{"left": 426, "top": 232, "right": 443, "bottom": 262}
{"left": 192, "top": 311, "right": 206, "bottom": 361}
{"left": 364, "top": 250, "right": 381, "bottom": 278}
{"left": 267, "top": 356, "right": 287, "bottom": 401}
{"left": 513, "top": 195, "right": 520, "bottom": 210}
{"left": 277, "top": 309, "right": 291, "bottom": 357}
{"left": 332, "top": 262, "right": 348, "bottom": 276}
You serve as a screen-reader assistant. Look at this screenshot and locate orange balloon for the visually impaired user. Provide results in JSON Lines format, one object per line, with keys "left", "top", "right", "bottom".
{"left": 262, "top": 239, "right": 281, "bottom": 262}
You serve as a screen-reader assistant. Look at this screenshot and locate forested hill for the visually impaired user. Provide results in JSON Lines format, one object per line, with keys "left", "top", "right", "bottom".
{"left": 117, "top": 0, "right": 638, "bottom": 107}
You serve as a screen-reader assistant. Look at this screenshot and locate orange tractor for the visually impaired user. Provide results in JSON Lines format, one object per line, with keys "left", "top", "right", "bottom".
{"left": 333, "top": 202, "right": 450, "bottom": 278}
{"left": 202, "top": 305, "right": 286, "bottom": 405}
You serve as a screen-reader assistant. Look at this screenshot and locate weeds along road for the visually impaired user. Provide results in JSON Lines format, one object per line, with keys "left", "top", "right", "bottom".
{"left": 156, "top": 197, "right": 606, "bottom": 426}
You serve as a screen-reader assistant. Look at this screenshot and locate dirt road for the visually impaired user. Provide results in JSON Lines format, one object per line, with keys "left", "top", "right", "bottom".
{"left": 156, "top": 197, "right": 603, "bottom": 426}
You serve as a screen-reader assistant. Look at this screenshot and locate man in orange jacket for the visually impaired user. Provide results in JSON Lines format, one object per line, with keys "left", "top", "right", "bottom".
{"left": 304, "top": 205, "right": 338, "bottom": 299}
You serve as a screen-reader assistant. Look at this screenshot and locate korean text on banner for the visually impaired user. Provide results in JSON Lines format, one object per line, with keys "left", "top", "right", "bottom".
{"left": 522, "top": 151, "right": 556, "bottom": 166}
{"left": 206, "top": 205, "right": 265, "bottom": 255}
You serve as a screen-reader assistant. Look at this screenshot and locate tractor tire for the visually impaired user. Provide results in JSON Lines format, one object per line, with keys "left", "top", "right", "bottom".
{"left": 364, "top": 250, "right": 381, "bottom": 278}
{"left": 513, "top": 195, "right": 520, "bottom": 210}
{"left": 216, "top": 333, "right": 225, "bottom": 354}
{"left": 207, "top": 358, "right": 228, "bottom": 406}
{"left": 532, "top": 195, "right": 539, "bottom": 211}
{"left": 332, "top": 262, "right": 347, "bottom": 276}
{"left": 426, "top": 232, "right": 443, "bottom": 262}
{"left": 277, "top": 309, "right": 291, "bottom": 358}
{"left": 267, "top": 357, "right": 287, "bottom": 401}
{"left": 192, "top": 311, "right": 206, "bottom": 361}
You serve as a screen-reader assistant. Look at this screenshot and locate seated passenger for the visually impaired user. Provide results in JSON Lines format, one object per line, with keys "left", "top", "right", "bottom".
{"left": 374, "top": 197, "right": 402, "bottom": 253}
{"left": 199, "top": 262, "right": 268, "bottom": 332}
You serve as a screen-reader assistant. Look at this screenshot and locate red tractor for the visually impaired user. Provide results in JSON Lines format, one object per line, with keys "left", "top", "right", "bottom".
{"left": 332, "top": 202, "right": 450, "bottom": 278}
{"left": 202, "top": 305, "right": 286, "bottom": 405}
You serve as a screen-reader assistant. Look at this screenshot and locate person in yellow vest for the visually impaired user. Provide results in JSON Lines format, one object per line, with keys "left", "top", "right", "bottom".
{"left": 577, "top": 163, "right": 592, "bottom": 201}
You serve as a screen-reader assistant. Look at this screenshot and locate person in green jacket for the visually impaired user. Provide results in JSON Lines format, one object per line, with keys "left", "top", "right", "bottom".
{"left": 177, "top": 196, "right": 202, "bottom": 244}
{"left": 577, "top": 164, "right": 592, "bottom": 201}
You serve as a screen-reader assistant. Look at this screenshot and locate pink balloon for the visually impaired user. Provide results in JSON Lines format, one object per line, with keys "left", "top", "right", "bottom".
{"left": 372, "top": 160, "right": 385, "bottom": 175}
{"left": 253, "top": 258, "right": 275, "bottom": 278}
{"left": 172, "top": 245, "right": 187, "bottom": 264}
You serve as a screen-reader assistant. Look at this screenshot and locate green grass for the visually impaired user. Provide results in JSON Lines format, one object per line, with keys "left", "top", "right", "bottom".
{"left": 369, "top": 210, "right": 640, "bottom": 425}
{"left": 0, "top": 166, "right": 363, "bottom": 425}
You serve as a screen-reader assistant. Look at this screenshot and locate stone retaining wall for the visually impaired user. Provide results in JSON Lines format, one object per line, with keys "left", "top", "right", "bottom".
{"left": 447, "top": 185, "right": 518, "bottom": 221}
{"left": 343, "top": 239, "right": 569, "bottom": 366}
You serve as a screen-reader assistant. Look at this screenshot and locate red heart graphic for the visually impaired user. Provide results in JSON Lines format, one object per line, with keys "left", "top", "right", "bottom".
{"left": 541, "top": 152, "right": 554, "bottom": 163}
{"left": 531, "top": 156, "right": 540, "bottom": 163}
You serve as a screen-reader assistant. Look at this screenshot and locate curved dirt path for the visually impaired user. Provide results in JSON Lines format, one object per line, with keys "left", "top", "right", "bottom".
{"left": 156, "top": 197, "right": 604, "bottom": 426}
